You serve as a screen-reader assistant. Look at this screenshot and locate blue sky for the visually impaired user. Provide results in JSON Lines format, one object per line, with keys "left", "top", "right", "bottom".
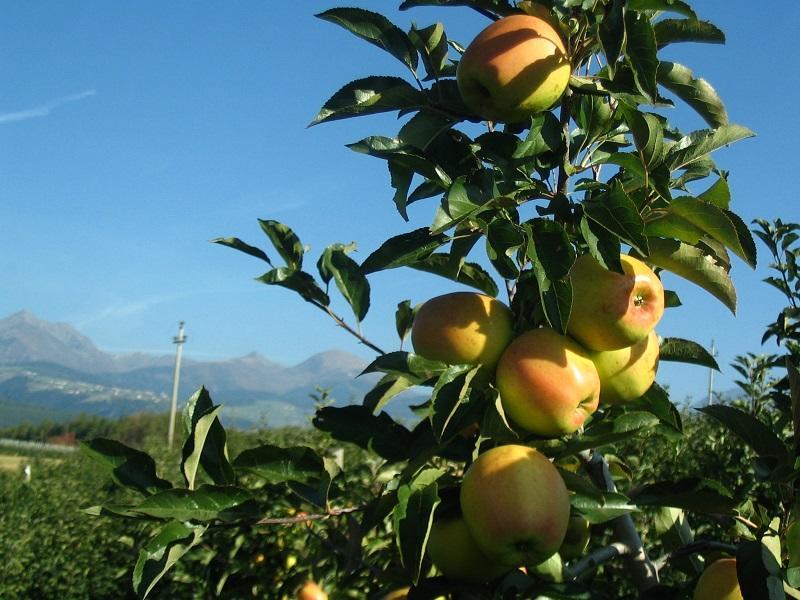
{"left": 1, "top": 1, "right": 797, "bottom": 405}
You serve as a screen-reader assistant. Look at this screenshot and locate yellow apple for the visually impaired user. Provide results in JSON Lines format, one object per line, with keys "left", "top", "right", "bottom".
{"left": 460, "top": 444, "right": 571, "bottom": 567}
{"left": 427, "top": 513, "right": 513, "bottom": 583}
{"left": 456, "top": 13, "right": 571, "bottom": 123}
{"left": 297, "top": 581, "right": 327, "bottom": 600}
{"left": 411, "top": 292, "right": 514, "bottom": 373}
{"left": 496, "top": 327, "right": 600, "bottom": 437}
{"left": 589, "top": 330, "right": 660, "bottom": 405}
{"left": 567, "top": 254, "right": 665, "bottom": 351}
{"left": 693, "top": 558, "right": 742, "bottom": 600}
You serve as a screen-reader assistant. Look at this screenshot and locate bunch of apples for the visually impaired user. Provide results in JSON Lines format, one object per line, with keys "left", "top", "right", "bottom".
{"left": 411, "top": 251, "right": 664, "bottom": 582}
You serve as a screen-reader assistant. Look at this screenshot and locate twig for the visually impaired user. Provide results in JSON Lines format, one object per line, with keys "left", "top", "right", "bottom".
{"left": 312, "top": 302, "right": 386, "bottom": 355}
{"left": 578, "top": 450, "right": 660, "bottom": 591}
{"left": 556, "top": 91, "right": 574, "bottom": 198}
{"left": 256, "top": 505, "right": 362, "bottom": 526}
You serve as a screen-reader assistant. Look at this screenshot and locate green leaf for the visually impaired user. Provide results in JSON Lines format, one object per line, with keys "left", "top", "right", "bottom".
{"left": 348, "top": 136, "right": 452, "bottom": 188}
{"left": 181, "top": 388, "right": 235, "bottom": 490}
{"left": 513, "top": 111, "right": 562, "bottom": 159}
{"left": 624, "top": 11, "right": 659, "bottom": 101}
{"left": 361, "top": 228, "right": 448, "bottom": 274}
{"left": 580, "top": 215, "right": 622, "bottom": 272}
{"left": 363, "top": 373, "right": 417, "bottom": 413}
{"left": 397, "top": 110, "right": 455, "bottom": 151}
{"left": 396, "top": 299, "right": 414, "bottom": 346}
{"left": 311, "top": 77, "right": 426, "bottom": 126}
{"left": 699, "top": 405, "right": 788, "bottom": 460}
{"left": 393, "top": 469, "right": 444, "bottom": 584}
{"left": 635, "top": 383, "right": 683, "bottom": 435}
{"left": 313, "top": 405, "right": 414, "bottom": 462}
{"left": 736, "top": 540, "right": 784, "bottom": 600}
{"left": 399, "top": 0, "right": 515, "bottom": 14}
{"left": 697, "top": 174, "right": 731, "bottom": 208}
{"left": 571, "top": 492, "right": 638, "bottom": 524}
{"left": 528, "top": 219, "right": 575, "bottom": 281}
{"left": 81, "top": 438, "right": 172, "bottom": 496}
{"left": 430, "top": 365, "right": 481, "bottom": 441}
{"left": 257, "top": 268, "right": 330, "bottom": 306}
{"left": 654, "top": 18, "right": 725, "bottom": 48}
{"left": 621, "top": 107, "right": 666, "bottom": 169}
{"left": 408, "top": 22, "right": 450, "bottom": 80}
{"left": 362, "top": 350, "right": 447, "bottom": 381}
{"left": 598, "top": 0, "right": 625, "bottom": 78}
{"left": 316, "top": 8, "right": 418, "bottom": 74}
{"left": 134, "top": 485, "right": 261, "bottom": 522}
{"left": 659, "top": 337, "right": 719, "bottom": 370}
{"left": 486, "top": 218, "right": 524, "bottom": 279}
{"left": 657, "top": 62, "right": 727, "bottom": 128}
{"left": 233, "top": 444, "right": 325, "bottom": 484}
{"left": 644, "top": 211, "right": 706, "bottom": 245}
{"left": 133, "top": 521, "right": 207, "bottom": 599}
{"left": 666, "top": 124, "right": 755, "bottom": 171}
{"left": 583, "top": 181, "right": 649, "bottom": 256}
{"left": 258, "top": 219, "right": 303, "bottom": 270}
{"left": 430, "top": 177, "right": 485, "bottom": 234}
{"left": 211, "top": 237, "right": 272, "bottom": 265}
{"left": 410, "top": 253, "right": 499, "bottom": 297}
{"left": 388, "top": 160, "right": 414, "bottom": 221}
{"left": 627, "top": 0, "right": 696, "bottom": 17}
{"left": 667, "top": 197, "right": 756, "bottom": 267}
{"left": 629, "top": 478, "right": 737, "bottom": 515}
{"left": 318, "top": 246, "right": 371, "bottom": 322}
{"left": 644, "top": 238, "right": 736, "bottom": 313}
{"left": 557, "top": 411, "right": 660, "bottom": 456}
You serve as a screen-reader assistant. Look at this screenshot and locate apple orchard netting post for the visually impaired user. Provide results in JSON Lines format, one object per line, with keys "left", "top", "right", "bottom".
{"left": 167, "top": 321, "right": 186, "bottom": 450}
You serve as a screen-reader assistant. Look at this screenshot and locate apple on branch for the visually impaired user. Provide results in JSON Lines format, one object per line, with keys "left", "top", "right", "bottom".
{"left": 456, "top": 13, "right": 571, "bottom": 123}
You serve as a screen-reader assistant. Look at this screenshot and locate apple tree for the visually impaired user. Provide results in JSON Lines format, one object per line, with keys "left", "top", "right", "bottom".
{"left": 80, "top": 1, "right": 800, "bottom": 598}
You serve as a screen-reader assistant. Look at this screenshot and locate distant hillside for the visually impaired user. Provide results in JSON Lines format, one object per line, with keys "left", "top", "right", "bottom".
{"left": 0, "top": 311, "right": 403, "bottom": 428}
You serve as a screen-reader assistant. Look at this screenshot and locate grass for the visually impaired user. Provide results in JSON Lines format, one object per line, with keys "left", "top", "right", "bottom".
{"left": 0, "top": 453, "right": 63, "bottom": 473}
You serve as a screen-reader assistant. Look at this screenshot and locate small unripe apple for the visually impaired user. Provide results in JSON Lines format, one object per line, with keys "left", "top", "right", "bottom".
{"left": 693, "top": 558, "right": 742, "bottom": 600}
{"left": 568, "top": 254, "right": 665, "bottom": 351}
{"left": 460, "top": 444, "right": 570, "bottom": 568}
{"left": 589, "top": 330, "right": 660, "bottom": 405}
{"left": 297, "top": 581, "right": 328, "bottom": 600}
{"left": 411, "top": 292, "right": 514, "bottom": 373}
{"left": 457, "top": 13, "right": 571, "bottom": 122}
{"left": 427, "top": 513, "right": 512, "bottom": 583}
{"left": 496, "top": 327, "right": 600, "bottom": 437}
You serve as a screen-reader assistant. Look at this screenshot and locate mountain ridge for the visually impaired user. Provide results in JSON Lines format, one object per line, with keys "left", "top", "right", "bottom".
{"left": 0, "top": 311, "right": 387, "bottom": 427}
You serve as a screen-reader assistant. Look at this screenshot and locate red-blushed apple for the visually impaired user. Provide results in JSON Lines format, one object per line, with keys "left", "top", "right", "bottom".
{"left": 460, "top": 444, "right": 571, "bottom": 568}
{"left": 693, "top": 558, "right": 742, "bottom": 600}
{"left": 589, "top": 330, "right": 660, "bottom": 405}
{"left": 297, "top": 581, "right": 328, "bottom": 600}
{"left": 427, "top": 513, "right": 513, "bottom": 583}
{"left": 411, "top": 292, "right": 514, "bottom": 373}
{"left": 496, "top": 327, "right": 600, "bottom": 437}
{"left": 567, "top": 254, "right": 665, "bottom": 351}
{"left": 456, "top": 13, "right": 571, "bottom": 123}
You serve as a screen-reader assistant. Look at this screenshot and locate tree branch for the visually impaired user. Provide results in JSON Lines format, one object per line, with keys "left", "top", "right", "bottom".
{"left": 578, "top": 450, "right": 660, "bottom": 591}
{"left": 256, "top": 505, "right": 362, "bottom": 526}
{"left": 564, "top": 542, "right": 628, "bottom": 581}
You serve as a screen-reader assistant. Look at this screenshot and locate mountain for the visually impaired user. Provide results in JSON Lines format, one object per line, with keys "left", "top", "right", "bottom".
{"left": 0, "top": 311, "right": 394, "bottom": 428}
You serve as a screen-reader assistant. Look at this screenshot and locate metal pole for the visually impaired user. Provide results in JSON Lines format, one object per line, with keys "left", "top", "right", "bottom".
{"left": 167, "top": 321, "right": 187, "bottom": 450}
{"left": 707, "top": 339, "right": 717, "bottom": 405}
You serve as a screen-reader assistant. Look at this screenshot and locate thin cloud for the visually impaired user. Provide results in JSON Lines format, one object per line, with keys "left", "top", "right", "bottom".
{"left": 0, "top": 89, "right": 96, "bottom": 125}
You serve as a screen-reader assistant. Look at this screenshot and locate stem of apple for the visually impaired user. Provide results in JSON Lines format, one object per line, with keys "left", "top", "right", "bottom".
{"left": 574, "top": 449, "right": 660, "bottom": 591}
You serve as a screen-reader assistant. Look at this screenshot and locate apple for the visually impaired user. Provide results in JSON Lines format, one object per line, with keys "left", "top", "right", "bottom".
{"left": 297, "top": 581, "right": 328, "bottom": 600}
{"left": 460, "top": 444, "right": 571, "bottom": 567}
{"left": 567, "top": 254, "right": 665, "bottom": 351}
{"left": 427, "top": 513, "right": 512, "bottom": 583}
{"left": 495, "top": 327, "right": 600, "bottom": 437}
{"left": 589, "top": 329, "right": 660, "bottom": 405}
{"left": 693, "top": 558, "right": 742, "bottom": 600}
{"left": 456, "top": 13, "right": 571, "bottom": 123}
{"left": 411, "top": 292, "right": 514, "bottom": 373}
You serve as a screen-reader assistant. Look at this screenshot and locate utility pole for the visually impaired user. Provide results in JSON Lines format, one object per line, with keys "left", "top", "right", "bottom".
{"left": 167, "top": 321, "right": 187, "bottom": 450}
{"left": 707, "top": 339, "right": 717, "bottom": 405}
